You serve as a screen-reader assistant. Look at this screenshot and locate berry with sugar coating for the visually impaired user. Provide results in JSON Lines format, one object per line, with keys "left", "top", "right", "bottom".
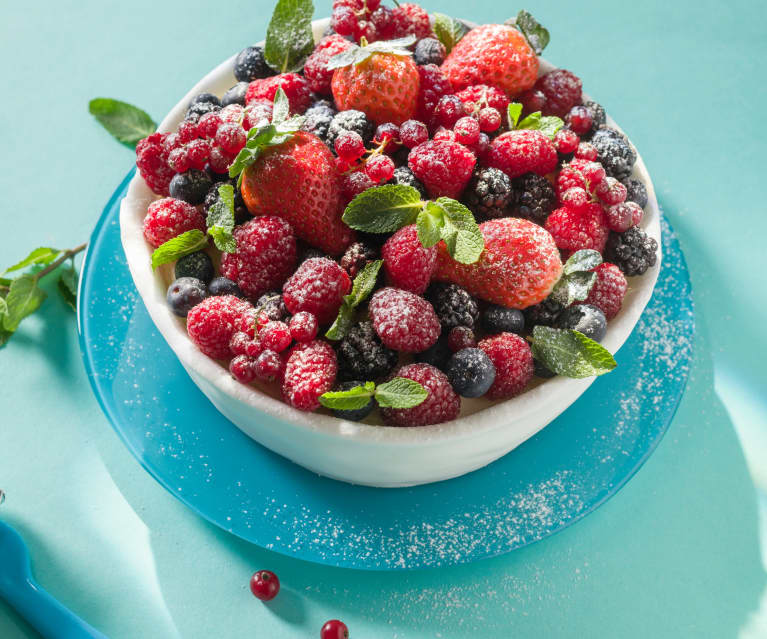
{"left": 381, "top": 224, "right": 436, "bottom": 294}
{"left": 427, "top": 283, "right": 479, "bottom": 330}
{"left": 581, "top": 262, "right": 627, "bottom": 320}
{"left": 514, "top": 173, "right": 557, "bottom": 224}
{"left": 282, "top": 340, "right": 338, "bottom": 411}
{"left": 234, "top": 45, "right": 273, "bottom": 82}
{"left": 487, "top": 129, "right": 558, "bottom": 179}
{"left": 478, "top": 332, "right": 534, "bottom": 400}
{"left": 590, "top": 128, "right": 637, "bottom": 180}
{"left": 415, "top": 64, "right": 452, "bottom": 124}
{"left": 389, "top": 3, "right": 432, "bottom": 39}
{"left": 605, "top": 226, "right": 658, "bottom": 276}
{"left": 304, "top": 35, "right": 354, "bottom": 95}
{"left": 623, "top": 177, "right": 648, "bottom": 208}
{"left": 463, "top": 167, "right": 515, "bottom": 220}
{"left": 246, "top": 73, "right": 312, "bottom": 114}
{"left": 482, "top": 305, "right": 525, "bottom": 335}
{"left": 545, "top": 202, "right": 609, "bottom": 254}
{"left": 167, "top": 277, "right": 208, "bottom": 317}
{"left": 187, "top": 295, "right": 253, "bottom": 360}
{"left": 336, "top": 320, "right": 398, "bottom": 382}
{"left": 142, "top": 197, "right": 206, "bottom": 248}
{"left": 282, "top": 257, "right": 352, "bottom": 324}
{"left": 380, "top": 363, "right": 461, "bottom": 426}
{"left": 326, "top": 109, "right": 375, "bottom": 148}
{"left": 414, "top": 37, "right": 446, "bottom": 66}
{"left": 289, "top": 312, "right": 319, "bottom": 343}
{"left": 169, "top": 169, "right": 212, "bottom": 205}
{"left": 368, "top": 287, "right": 441, "bottom": 353}
{"left": 446, "top": 348, "right": 496, "bottom": 398}
{"left": 408, "top": 140, "right": 476, "bottom": 199}
{"left": 555, "top": 304, "right": 607, "bottom": 342}
{"left": 534, "top": 69, "right": 582, "bottom": 118}
{"left": 175, "top": 251, "right": 214, "bottom": 283}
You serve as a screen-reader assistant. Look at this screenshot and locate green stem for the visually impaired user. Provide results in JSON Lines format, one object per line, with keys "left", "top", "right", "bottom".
{"left": 34, "top": 243, "right": 87, "bottom": 281}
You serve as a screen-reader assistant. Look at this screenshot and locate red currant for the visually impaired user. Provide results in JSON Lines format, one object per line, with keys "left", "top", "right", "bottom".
{"left": 554, "top": 128, "right": 579, "bottom": 155}
{"left": 434, "top": 94, "right": 467, "bottom": 129}
{"left": 447, "top": 326, "right": 477, "bottom": 352}
{"left": 220, "top": 104, "right": 245, "bottom": 125}
{"left": 332, "top": 6, "right": 359, "bottom": 37}
{"left": 365, "top": 154, "right": 395, "bottom": 183}
{"left": 208, "top": 145, "right": 233, "bottom": 173}
{"left": 453, "top": 116, "right": 480, "bottom": 146}
{"left": 574, "top": 142, "right": 598, "bottom": 161}
{"left": 374, "top": 122, "right": 400, "bottom": 152}
{"left": 566, "top": 105, "right": 593, "bottom": 136}
{"left": 335, "top": 131, "right": 366, "bottom": 162}
{"left": 370, "top": 6, "right": 394, "bottom": 40}
{"left": 198, "top": 111, "right": 223, "bottom": 138}
{"left": 229, "top": 355, "right": 258, "bottom": 384}
{"left": 259, "top": 321, "right": 292, "bottom": 352}
{"left": 254, "top": 350, "right": 284, "bottom": 382}
{"left": 289, "top": 312, "right": 319, "bottom": 343}
{"left": 320, "top": 619, "right": 349, "bottom": 639}
{"left": 477, "top": 107, "right": 501, "bottom": 132}
{"left": 399, "top": 119, "right": 428, "bottom": 148}
{"left": 432, "top": 127, "right": 457, "bottom": 143}
{"left": 249, "top": 570, "right": 280, "bottom": 601}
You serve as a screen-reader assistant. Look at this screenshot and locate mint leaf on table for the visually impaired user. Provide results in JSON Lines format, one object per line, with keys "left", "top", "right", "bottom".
{"left": 342, "top": 185, "right": 423, "bottom": 233}
{"left": 327, "top": 36, "right": 416, "bottom": 70}
{"left": 4, "top": 247, "right": 61, "bottom": 274}
{"left": 326, "top": 260, "right": 383, "bottom": 340}
{"left": 3, "top": 274, "right": 47, "bottom": 332}
{"left": 151, "top": 230, "right": 208, "bottom": 269}
{"left": 57, "top": 264, "right": 78, "bottom": 311}
{"left": 433, "top": 13, "right": 468, "bottom": 53}
{"left": 88, "top": 98, "right": 156, "bottom": 146}
{"left": 264, "top": 0, "right": 315, "bottom": 73}
{"left": 507, "top": 10, "right": 550, "bottom": 55}
{"left": 319, "top": 381, "right": 376, "bottom": 411}
{"left": 206, "top": 184, "right": 237, "bottom": 253}
{"left": 531, "top": 326, "right": 616, "bottom": 378}
{"left": 374, "top": 377, "right": 429, "bottom": 409}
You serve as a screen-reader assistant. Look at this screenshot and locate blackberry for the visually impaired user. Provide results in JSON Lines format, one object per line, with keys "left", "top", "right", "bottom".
{"left": 482, "top": 305, "right": 525, "bottom": 335}
{"left": 301, "top": 100, "right": 337, "bottom": 144}
{"left": 255, "top": 291, "right": 289, "bottom": 322}
{"left": 330, "top": 381, "right": 375, "bottom": 421}
{"left": 189, "top": 92, "right": 221, "bottom": 108}
{"left": 622, "top": 177, "right": 648, "bottom": 209}
{"left": 555, "top": 304, "right": 607, "bottom": 342}
{"left": 169, "top": 169, "right": 212, "bottom": 205}
{"left": 175, "top": 251, "right": 214, "bottom": 284}
{"left": 523, "top": 297, "right": 564, "bottom": 328}
{"left": 222, "top": 82, "right": 249, "bottom": 107}
{"left": 446, "top": 348, "right": 496, "bottom": 398}
{"left": 463, "top": 167, "right": 515, "bottom": 220}
{"left": 513, "top": 173, "right": 557, "bottom": 224}
{"left": 185, "top": 101, "right": 221, "bottom": 122}
{"left": 413, "top": 37, "right": 446, "bottom": 66}
{"left": 605, "top": 227, "right": 658, "bottom": 276}
{"left": 327, "top": 110, "right": 374, "bottom": 149}
{"left": 208, "top": 276, "right": 244, "bottom": 298}
{"left": 204, "top": 180, "right": 249, "bottom": 225}
{"left": 427, "top": 283, "right": 480, "bottom": 330}
{"left": 389, "top": 166, "right": 427, "bottom": 198}
{"left": 340, "top": 242, "right": 379, "bottom": 278}
{"left": 591, "top": 128, "right": 637, "bottom": 180}
{"left": 167, "top": 277, "right": 208, "bottom": 317}
{"left": 581, "top": 100, "right": 606, "bottom": 138}
{"left": 336, "top": 321, "right": 398, "bottom": 382}
{"left": 415, "top": 337, "right": 451, "bottom": 371}
{"left": 234, "top": 45, "right": 273, "bottom": 82}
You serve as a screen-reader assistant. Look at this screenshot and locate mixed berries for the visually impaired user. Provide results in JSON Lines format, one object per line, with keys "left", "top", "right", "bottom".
{"left": 134, "top": 1, "right": 658, "bottom": 427}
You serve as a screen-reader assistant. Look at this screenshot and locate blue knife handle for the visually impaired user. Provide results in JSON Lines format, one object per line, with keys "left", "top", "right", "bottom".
{"left": 1, "top": 577, "right": 108, "bottom": 639}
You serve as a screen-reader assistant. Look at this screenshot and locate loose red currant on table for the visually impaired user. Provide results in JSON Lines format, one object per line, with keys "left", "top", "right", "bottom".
{"left": 365, "top": 154, "right": 395, "bottom": 183}
{"left": 478, "top": 107, "right": 501, "bottom": 132}
{"left": 566, "top": 105, "right": 593, "bottom": 136}
{"left": 254, "top": 349, "right": 284, "bottom": 382}
{"left": 321, "top": 619, "right": 349, "bottom": 639}
{"left": 289, "top": 312, "right": 319, "bottom": 343}
{"left": 259, "top": 321, "right": 292, "bottom": 352}
{"left": 249, "top": 570, "right": 280, "bottom": 601}
{"left": 453, "top": 116, "right": 480, "bottom": 146}
{"left": 334, "top": 131, "right": 366, "bottom": 162}
{"left": 554, "top": 128, "right": 580, "bottom": 155}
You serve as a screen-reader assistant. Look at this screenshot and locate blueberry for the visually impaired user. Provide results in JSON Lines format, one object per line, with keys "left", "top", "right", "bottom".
{"left": 169, "top": 169, "right": 213, "bottom": 205}
{"left": 555, "top": 304, "right": 607, "bottom": 342}
{"left": 185, "top": 101, "right": 221, "bottom": 122}
{"left": 331, "top": 381, "right": 375, "bottom": 422}
{"left": 415, "top": 337, "right": 451, "bottom": 371}
{"left": 482, "top": 305, "right": 525, "bottom": 335}
{"left": 445, "top": 348, "right": 496, "bottom": 398}
{"left": 189, "top": 92, "right": 221, "bottom": 108}
{"left": 175, "top": 251, "right": 214, "bottom": 284}
{"left": 533, "top": 358, "right": 556, "bottom": 378}
{"left": 413, "top": 37, "right": 446, "bottom": 66}
{"left": 222, "top": 82, "right": 249, "bottom": 107}
{"left": 208, "top": 276, "right": 243, "bottom": 298}
{"left": 234, "top": 45, "right": 273, "bottom": 82}
{"left": 167, "top": 277, "right": 208, "bottom": 317}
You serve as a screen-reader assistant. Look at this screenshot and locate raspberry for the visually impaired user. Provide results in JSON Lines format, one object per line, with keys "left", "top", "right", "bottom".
{"left": 381, "top": 224, "right": 436, "bottom": 294}
{"left": 219, "top": 104, "right": 245, "bottom": 126}
{"left": 289, "top": 312, "right": 319, "bottom": 343}
{"left": 596, "top": 176, "right": 628, "bottom": 206}
{"left": 187, "top": 295, "right": 253, "bottom": 360}
{"left": 408, "top": 140, "right": 476, "bottom": 199}
{"left": 335, "top": 131, "right": 365, "bottom": 161}
{"left": 557, "top": 160, "right": 605, "bottom": 197}
{"left": 534, "top": 69, "right": 583, "bottom": 118}
{"left": 245, "top": 73, "right": 312, "bottom": 114}
{"left": 186, "top": 139, "right": 211, "bottom": 170}
{"left": 259, "top": 321, "right": 292, "bottom": 352}
{"left": 282, "top": 257, "right": 352, "bottom": 324}
{"left": 198, "top": 111, "right": 223, "bottom": 138}
{"left": 487, "top": 129, "right": 558, "bottom": 179}
{"left": 177, "top": 120, "right": 199, "bottom": 143}
{"left": 455, "top": 85, "right": 510, "bottom": 115}
{"left": 304, "top": 35, "right": 354, "bottom": 95}
{"left": 368, "top": 287, "right": 440, "bottom": 353}
{"left": 478, "top": 108, "right": 502, "bottom": 133}
{"left": 336, "top": 320, "right": 398, "bottom": 382}
{"left": 215, "top": 123, "right": 246, "bottom": 154}
{"left": 560, "top": 186, "right": 589, "bottom": 210}
{"left": 340, "top": 170, "right": 376, "bottom": 206}
{"left": 327, "top": 110, "right": 375, "bottom": 149}
{"left": 282, "top": 340, "right": 338, "bottom": 411}
{"left": 590, "top": 128, "right": 637, "bottom": 180}
{"left": 575, "top": 142, "right": 598, "bottom": 161}
{"left": 390, "top": 166, "right": 427, "bottom": 198}
{"left": 623, "top": 177, "right": 648, "bottom": 209}
{"left": 234, "top": 45, "right": 273, "bottom": 83}
{"left": 605, "top": 226, "right": 658, "bottom": 276}
{"left": 135, "top": 133, "right": 175, "bottom": 196}
{"left": 514, "top": 173, "right": 557, "bottom": 224}
{"left": 447, "top": 326, "right": 477, "bottom": 352}
{"left": 581, "top": 262, "right": 627, "bottom": 320}
{"left": 453, "top": 116, "right": 480, "bottom": 146}
{"left": 167, "top": 147, "right": 191, "bottom": 174}
{"left": 545, "top": 203, "right": 610, "bottom": 254}
{"left": 554, "top": 128, "right": 580, "bottom": 155}
{"left": 255, "top": 349, "right": 286, "bottom": 383}
{"left": 478, "top": 332, "right": 534, "bottom": 400}
{"left": 427, "top": 283, "right": 480, "bottom": 330}
{"left": 208, "top": 145, "right": 234, "bottom": 174}
{"left": 463, "top": 167, "right": 515, "bottom": 220}
{"left": 415, "top": 64, "right": 452, "bottom": 125}
{"left": 566, "top": 105, "right": 592, "bottom": 136}
{"left": 230, "top": 354, "right": 258, "bottom": 384}
{"left": 433, "top": 95, "right": 468, "bottom": 129}
{"left": 220, "top": 216, "right": 297, "bottom": 299}
{"left": 243, "top": 99, "right": 274, "bottom": 130}
{"left": 142, "top": 197, "right": 206, "bottom": 248}
{"left": 390, "top": 3, "right": 431, "bottom": 39}
{"left": 365, "top": 154, "right": 396, "bottom": 183}
{"left": 413, "top": 37, "right": 446, "bottom": 66}
{"left": 380, "top": 363, "right": 460, "bottom": 426}
{"left": 340, "top": 241, "right": 379, "bottom": 278}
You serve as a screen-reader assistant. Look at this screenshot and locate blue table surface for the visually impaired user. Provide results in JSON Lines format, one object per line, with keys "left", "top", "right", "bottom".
{"left": 1, "top": 1, "right": 765, "bottom": 637}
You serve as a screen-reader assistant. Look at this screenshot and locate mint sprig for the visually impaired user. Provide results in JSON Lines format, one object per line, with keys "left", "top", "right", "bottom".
{"left": 326, "top": 259, "right": 383, "bottom": 340}
{"left": 507, "top": 103, "right": 564, "bottom": 139}
{"left": 264, "top": 0, "right": 315, "bottom": 73}
{"left": 88, "top": 98, "right": 156, "bottom": 147}
{"left": 433, "top": 14, "right": 468, "bottom": 53}
{"left": 417, "top": 199, "right": 484, "bottom": 264}
{"left": 328, "top": 36, "right": 416, "bottom": 70}
{"left": 507, "top": 10, "right": 550, "bottom": 56}
{"left": 343, "top": 185, "right": 423, "bottom": 233}
{"left": 550, "top": 249, "right": 602, "bottom": 306}
{"left": 531, "top": 326, "right": 616, "bottom": 378}
{"left": 319, "top": 377, "right": 428, "bottom": 412}
{"left": 151, "top": 230, "right": 208, "bottom": 270}
{"left": 206, "top": 184, "right": 237, "bottom": 253}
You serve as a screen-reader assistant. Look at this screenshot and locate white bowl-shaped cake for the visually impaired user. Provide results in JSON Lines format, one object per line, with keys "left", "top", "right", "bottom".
{"left": 120, "top": 18, "right": 661, "bottom": 487}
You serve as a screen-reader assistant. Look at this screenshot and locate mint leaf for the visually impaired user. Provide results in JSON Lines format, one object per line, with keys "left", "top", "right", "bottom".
{"left": 347, "top": 259, "right": 383, "bottom": 307}
{"left": 551, "top": 270, "right": 597, "bottom": 306}
{"left": 327, "top": 48, "right": 361, "bottom": 70}
{"left": 88, "top": 98, "right": 156, "bottom": 146}
{"left": 342, "top": 185, "right": 423, "bottom": 233}
{"left": 517, "top": 111, "right": 541, "bottom": 130}
{"left": 4, "top": 247, "right": 61, "bottom": 275}
{"left": 325, "top": 302, "right": 355, "bottom": 341}
{"left": 507, "top": 103, "right": 523, "bottom": 129}
{"left": 57, "top": 264, "right": 78, "bottom": 311}
{"left": 206, "top": 184, "right": 236, "bottom": 253}
{"left": 433, "top": 13, "right": 468, "bottom": 53}
{"left": 271, "top": 88, "right": 291, "bottom": 125}
{"left": 375, "top": 377, "right": 428, "bottom": 409}
{"left": 264, "top": 0, "right": 315, "bottom": 73}
{"left": 319, "top": 383, "right": 375, "bottom": 411}
{"left": 433, "top": 198, "right": 484, "bottom": 264}
{"left": 537, "top": 116, "right": 564, "bottom": 139}
{"left": 563, "top": 249, "right": 602, "bottom": 275}
{"left": 509, "top": 10, "right": 550, "bottom": 56}
{"left": 328, "top": 36, "right": 416, "bottom": 70}
{"left": 3, "top": 274, "right": 47, "bottom": 332}
{"left": 151, "top": 230, "right": 208, "bottom": 269}
{"left": 229, "top": 124, "right": 276, "bottom": 182}
{"left": 416, "top": 204, "right": 444, "bottom": 247}
{"left": 531, "top": 326, "right": 616, "bottom": 378}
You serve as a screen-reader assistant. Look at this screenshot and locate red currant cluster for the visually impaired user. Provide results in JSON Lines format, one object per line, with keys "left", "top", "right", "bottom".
{"left": 331, "top": 0, "right": 431, "bottom": 43}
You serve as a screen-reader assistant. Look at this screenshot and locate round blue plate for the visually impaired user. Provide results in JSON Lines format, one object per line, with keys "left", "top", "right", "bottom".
{"left": 78, "top": 169, "right": 694, "bottom": 570}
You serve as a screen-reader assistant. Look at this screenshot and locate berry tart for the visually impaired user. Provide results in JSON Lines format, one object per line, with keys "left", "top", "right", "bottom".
{"left": 120, "top": 1, "right": 661, "bottom": 486}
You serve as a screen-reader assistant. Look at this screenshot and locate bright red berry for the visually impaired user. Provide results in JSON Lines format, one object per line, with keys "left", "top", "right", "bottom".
{"left": 487, "top": 129, "right": 558, "bottom": 179}
{"left": 186, "top": 139, "right": 211, "bottom": 170}
{"left": 534, "top": 69, "right": 583, "bottom": 118}
{"left": 365, "top": 154, "right": 395, "bottom": 183}
{"left": 433, "top": 95, "right": 467, "bottom": 129}
{"left": 455, "top": 85, "right": 510, "bottom": 115}
{"left": 321, "top": 619, "right": 350, "bottom": 639}
{"left": 453, "top": 116, "right": 480, "bottom": 146}
{"left": 369, "top": 6, "right": 395, "bottom": 40}
{"left": 135, "top": 133, "right": 175, "bottom": 195}
{"left": 581, "top": 262, "right": 628, "bottom": 320}
{"left": 246, "top": 73, "right": 312, "bottom": 114}
{"left": 596, "top": 177, "right": 628, "bottom": 206}
{"left": 187, "top": 295, "right": 253, "bottom": 360}
{"left": 229, "top": 355, "right": 258, "bottom": 384}
{"left": 215, "top": 123, "right": 246, "bottom": 154}
{"left": 259, "top": 321, "right": 292, "bottom": 352}
{"left": 219, "top": 104, "right": 245, "bottom": 125}
{"left": 545, "top": 202, "right": 610, "bottom": 254}
{"left": 304, "top": 35, "right": 354, "bottom": 95}
{"left": 517, "top": 88, "right": 546, "bottom": 115}
{"left": 229, "top": 331, "right": 263, "bottom": 358}
{"left": 282, "top": 340, "right": 338, "bottom": 411}
{"left": 379, "top": 363, "right": 461, "bottom": 426}
{"left": 243, "top": 100, "right": 274, "bottom": 130}
{"left": 249, "top": 570, "right": 280, "bottom": 601}
{"left": 282, "top": 257, "right": 352, "bottom": 324}
{"left": 374, "top": 122, "right": 400, "bottom": 148}
{"left": 554, "top": 128, "right": 580, "bottom": 154}
{"left": 447, "top": 326, "right": 477, "bottom": 352}
{"left": 198, "top": 111, "right": 223, "bottom": 138}
{"left": 604, "top": 201, "right": 642, "bottom": 232}
{"left": 369, "top": 287, "right": 441, "bottom": 353}
{"left": 432, "top": 127, "right": 457, "bottom": 143}
{"left": 560, "top": 186, "right": 589, "bottom": 210}
{"left": 381, "top": 224, "right": 437, "bottom": 294}
{"left": 177, "top": 120, "right": 199, "bottom": 144}
{"left": 332, "top": 5, "right": 360, "bottom": 38}
{"left": 478, "top": 332, "right": 534, "bottom": 400}
{"left": 167, "top": 146, "right": 191, "bottom": 173}
{"left": 220, "top": 216, "right": 297, "bottom": 299}
{"left": 389, "top": 3, "right": 431, "bottom": 39}
{"left": 289, "top": 312, "right": 319, "bottom": 343}
{"left": 335, "top": 131, "right": 366, "bottom": 161}
{"left": 340, "top": 170, "right": 376, "bottom": 206}
{"left": 254, "top": 349, "right": 285, "bottom": 382}
{"left": 566, "top": 105, "right": 593, "bottom": 136}
{"left": 575, "top": 142, "right": 598, "bottom": 161}
{"left": 408, "top": 140, "right": 476, "bottom": 199}
{"left": 478, "top": 107, "right": 502, "bottom": 133}
{"left": 208, "top": 145, "right": 234, "bottom": 174}
{"left": 142, "top": 197, "right": 206, "bottom": 248}
{"left": 415, "top": 64, "right": 452, "bottom": 125}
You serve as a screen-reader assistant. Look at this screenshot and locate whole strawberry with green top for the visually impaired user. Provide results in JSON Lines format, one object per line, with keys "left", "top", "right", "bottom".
{"left": 330, "top": 36, "right": 421, "bottom": 126}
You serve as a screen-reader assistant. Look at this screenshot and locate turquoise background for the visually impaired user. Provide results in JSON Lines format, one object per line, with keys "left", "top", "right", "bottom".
{"left": 1, "top": 0, "right": 766, "bottom": 637}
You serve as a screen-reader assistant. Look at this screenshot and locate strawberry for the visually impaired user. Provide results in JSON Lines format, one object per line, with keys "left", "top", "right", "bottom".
{"left": 440, "top": 24, "right": 538, "bottom": 97}
{"left": 240, "top": 131, "right": 355, "bottom": 255}
{"left": 434, "top": 218, "right": 562, "bottom": 309}
{"left": 331, "top": 42, "right": 420, "bottom": 126}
